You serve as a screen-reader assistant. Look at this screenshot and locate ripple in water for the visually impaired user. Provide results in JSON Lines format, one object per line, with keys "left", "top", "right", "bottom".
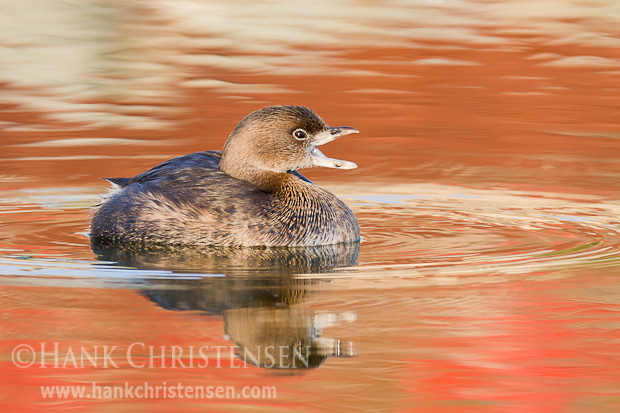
{"left": 343, "top": 183, "right": 620, "bottom": 279}
{"left": 2, "top": 184, "right": 620, "bottom": 285}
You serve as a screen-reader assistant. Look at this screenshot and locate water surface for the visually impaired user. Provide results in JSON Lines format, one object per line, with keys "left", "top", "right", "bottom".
{"left": 3, "top": 0, "right": 620, "bottom": 411}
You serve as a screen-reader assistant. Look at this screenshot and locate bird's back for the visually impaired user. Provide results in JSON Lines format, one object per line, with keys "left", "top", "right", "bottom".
{"left": 91, "top": 151, "right": 268, "bottom": 246}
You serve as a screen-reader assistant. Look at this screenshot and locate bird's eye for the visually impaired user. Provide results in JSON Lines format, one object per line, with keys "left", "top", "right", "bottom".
{"left": 293, "top": 129, "right": 308, "bottom": 140}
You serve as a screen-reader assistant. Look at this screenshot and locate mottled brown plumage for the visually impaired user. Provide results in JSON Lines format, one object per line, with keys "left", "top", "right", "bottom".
{"left": 90, "top": 106, "right": 360, "bottom": 247}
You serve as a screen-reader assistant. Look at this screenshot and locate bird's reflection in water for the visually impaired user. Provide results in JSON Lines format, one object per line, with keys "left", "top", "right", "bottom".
{"left": 93, "top": 240, "right": 360, "bottom": 370}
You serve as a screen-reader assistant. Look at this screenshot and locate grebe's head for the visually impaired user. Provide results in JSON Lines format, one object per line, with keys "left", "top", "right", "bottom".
{"left": 219, "top": 106, "right": 358, "bottom": 178}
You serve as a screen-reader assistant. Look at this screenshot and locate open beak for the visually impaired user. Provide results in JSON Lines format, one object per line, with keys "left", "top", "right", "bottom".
{"left": 309, "top": 126, "right": 358, "bottom": 170}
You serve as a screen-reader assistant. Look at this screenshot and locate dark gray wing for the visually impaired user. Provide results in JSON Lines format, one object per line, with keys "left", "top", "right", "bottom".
{"left": 102, "top": 177, "right": 132, "bottom": 187}
{"left": 102, "top": 150, "right": 312, "bottom": 187}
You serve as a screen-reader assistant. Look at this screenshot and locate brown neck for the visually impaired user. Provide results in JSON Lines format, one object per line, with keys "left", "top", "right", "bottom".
{"left": 219, "top": 157, "right": 295, "bottom": 194}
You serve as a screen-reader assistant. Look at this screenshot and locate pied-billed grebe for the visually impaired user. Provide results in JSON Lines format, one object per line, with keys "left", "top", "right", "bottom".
{"left": 90, "top": 106, "right": 360, "bottom": 247}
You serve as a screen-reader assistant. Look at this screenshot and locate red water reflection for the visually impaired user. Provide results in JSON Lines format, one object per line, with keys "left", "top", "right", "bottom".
{"left": 3, "top": 0, "right": 620, "bottom": 411}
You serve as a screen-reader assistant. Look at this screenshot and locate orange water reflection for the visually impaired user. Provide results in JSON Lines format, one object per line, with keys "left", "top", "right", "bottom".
{"left": 3, "top": 0, "right": 620, "bottom": 411}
